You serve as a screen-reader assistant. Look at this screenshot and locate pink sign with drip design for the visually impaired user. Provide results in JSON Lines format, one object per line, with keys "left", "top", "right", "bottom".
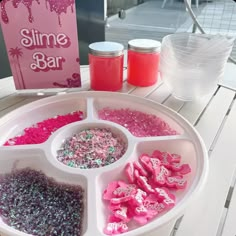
{"left": 0, "top": 0, "right": 81, "bottom": 89}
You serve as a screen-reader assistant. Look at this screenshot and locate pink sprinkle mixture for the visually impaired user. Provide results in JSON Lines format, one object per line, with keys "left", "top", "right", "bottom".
{"left": 103, "top": 150, "right": 191, "bottom": 235}
{"left": 4, "top": 111, "right": 84, "bottom": 146}
{"left": 57, "top": 128, "right": 127, "bottom": 169}
{"left": 98, "top": 108, "right": 178, "bottom": 137}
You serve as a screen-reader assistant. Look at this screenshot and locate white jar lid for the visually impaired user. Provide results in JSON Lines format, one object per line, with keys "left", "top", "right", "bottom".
{"left": 89, "top": 41, "right": 124, "bottom": 57}
{"left": 128, "top": 39, "right": 161, "bottom": 53}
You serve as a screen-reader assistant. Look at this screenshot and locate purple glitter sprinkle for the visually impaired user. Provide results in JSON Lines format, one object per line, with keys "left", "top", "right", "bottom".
{"left": 57, "top": 128, "right": 127, "bottom": 169}
{"left": 0, "top": 168, "right": 84, "bottom": 236}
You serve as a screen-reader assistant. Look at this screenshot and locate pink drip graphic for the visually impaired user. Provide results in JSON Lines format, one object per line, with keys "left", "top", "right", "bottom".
{"left": 45, "top": 0, "right": 74, "bottom": 26}
{"left": 1, "top": 0, "right": 10, "bottom": 23}
{"left": 9, "top": 47, "right": 26, "bottom": 89}
{"left": 13, "top": 0, "right": 40, "bottom": 23}
{"left": 1, "top": 0, "right": 40, "bottom": 24}
{"left": 1, "top": 0, "right": 75, "bottom": 26}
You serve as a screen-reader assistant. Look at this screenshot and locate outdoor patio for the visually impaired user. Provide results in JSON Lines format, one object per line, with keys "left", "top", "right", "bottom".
{"left": 1, "top": 1, "right": 236, "bottom": 236}
{"left": 106, "top": 0, "right": 236, "bottom": 58}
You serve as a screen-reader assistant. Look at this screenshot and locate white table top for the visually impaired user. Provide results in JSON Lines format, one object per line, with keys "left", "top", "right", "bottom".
{"left": 1, "top": 64, "right": 236, "bottom": 236}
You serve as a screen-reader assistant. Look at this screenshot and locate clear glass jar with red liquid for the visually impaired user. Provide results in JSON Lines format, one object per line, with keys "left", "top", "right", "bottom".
{"left": 127, "top": 39, "right": 161, "bottom": 87}
{"left": 89, "top": 42, "right": 124, "bottom": 91}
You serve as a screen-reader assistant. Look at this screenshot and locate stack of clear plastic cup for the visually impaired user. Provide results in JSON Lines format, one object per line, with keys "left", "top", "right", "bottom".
{"left": 160, "top": 33, "right": 234, "bottom": 101}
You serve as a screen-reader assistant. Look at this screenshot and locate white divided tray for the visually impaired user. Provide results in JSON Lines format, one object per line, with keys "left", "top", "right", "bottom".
{"left": 0, "top": 91, "right": 208, "bottom": 236}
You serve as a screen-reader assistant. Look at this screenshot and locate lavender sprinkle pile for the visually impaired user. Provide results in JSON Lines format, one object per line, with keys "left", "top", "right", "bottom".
{"left": 57, "top": 128, "right": 127, "bottom": 169}
{"left": 0, "top": 168, "right": 84, "bottom": 236}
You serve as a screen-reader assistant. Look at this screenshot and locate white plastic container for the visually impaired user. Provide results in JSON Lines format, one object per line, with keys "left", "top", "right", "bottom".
{"left": 160, "top": 33, "right": 233, "bottom": 101}
{"left": 0, "top": 91, "right": 208, "bottom": 236}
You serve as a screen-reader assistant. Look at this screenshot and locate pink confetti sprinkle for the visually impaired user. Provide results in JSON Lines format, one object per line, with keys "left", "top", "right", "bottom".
{"left": 98, "top": 108, "right": 178, "bottom": 137}
{"left": 4, "top": 111, "right": 84, "bottom": 146}
{"left": 103, "top": 149, "right": 191, "bottom": 234}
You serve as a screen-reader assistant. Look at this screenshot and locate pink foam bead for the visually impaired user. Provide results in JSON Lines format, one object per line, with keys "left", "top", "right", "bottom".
{"left": 4, "top": 111, "right": 83, "bottom": 145}
{"left": 98, "top": 108, "right": 178, "bottom": 137}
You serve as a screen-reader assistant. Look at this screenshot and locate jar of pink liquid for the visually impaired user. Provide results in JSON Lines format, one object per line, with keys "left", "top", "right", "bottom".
{"left": 89, "top": 42, "right": 124, "bottom": 91}
{"left": 127, "top": 39, "right": 161, "bottom": 87}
